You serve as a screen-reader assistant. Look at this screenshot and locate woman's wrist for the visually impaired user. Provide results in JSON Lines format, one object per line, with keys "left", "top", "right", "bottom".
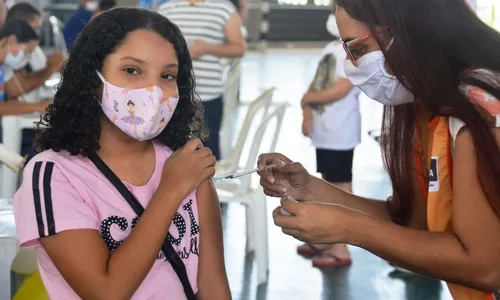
{"left": 301, "top": 175, "right": 321, "bottom": 202}
{"left": 343, "top": 209, "right": 371, "bottom": 246}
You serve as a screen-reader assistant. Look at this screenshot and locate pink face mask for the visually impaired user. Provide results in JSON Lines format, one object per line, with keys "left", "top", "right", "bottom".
{"left": 96, "top": 70, "right": 179, "bottom": 141}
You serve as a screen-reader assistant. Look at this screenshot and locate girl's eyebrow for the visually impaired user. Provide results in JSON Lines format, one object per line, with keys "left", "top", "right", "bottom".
{"left": 120, "top": 56, "right": 147, "bottom": 64}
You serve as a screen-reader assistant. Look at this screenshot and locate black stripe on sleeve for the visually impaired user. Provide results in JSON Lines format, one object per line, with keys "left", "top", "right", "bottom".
{"left": 43, "top": 162, "right": 56, "bottom": 236}
{"left": 32, "top": 161, "right": 45, "bottom": 238}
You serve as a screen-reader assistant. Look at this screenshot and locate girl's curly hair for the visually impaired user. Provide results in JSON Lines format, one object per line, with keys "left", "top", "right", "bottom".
{"left": 34, "top": 8, "right": 208, "bottom": 155}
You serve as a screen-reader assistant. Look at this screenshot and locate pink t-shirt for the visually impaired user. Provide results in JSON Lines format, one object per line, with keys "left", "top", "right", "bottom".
{"left": 14, "top": 142, "right": 200, "bottom": 299}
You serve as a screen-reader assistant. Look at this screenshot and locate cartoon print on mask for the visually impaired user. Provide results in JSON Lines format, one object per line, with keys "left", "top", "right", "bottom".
{"left": 121, "top": 100, "right": 145, "bottom": 138}
{"left": 157, "top": 117, "right": 166, "bottom": 135}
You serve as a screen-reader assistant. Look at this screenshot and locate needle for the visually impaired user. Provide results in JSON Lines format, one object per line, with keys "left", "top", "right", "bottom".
{"left": 212, "top": 164, "right": 277, "bottom": 184}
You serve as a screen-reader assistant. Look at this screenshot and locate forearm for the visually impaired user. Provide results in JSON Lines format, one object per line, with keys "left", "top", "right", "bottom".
{"left": 8, "top": 68, "right": 54, "bottom": 97}
{"left": 349, "top": 213, "right": 495, "bottom": 292}
{"left": 0, "top": 102, "right": 41, "bottom": 115}
{"left": 205, "top": 43, "right": 245, "bottom": 58}
{"left": 303, "top": 89, "right": 341, "bottom": 106}
{"left": 302, "top": 78, "right": 352, "bottom": 107}
{"left": 305, "top": 176, "right": 391, "bottom": 221}
{"left": 103, "top": 191, "right": 182, "bottom": 299}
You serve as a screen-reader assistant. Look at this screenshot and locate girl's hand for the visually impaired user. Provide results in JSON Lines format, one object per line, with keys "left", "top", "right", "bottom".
{"left": 302, "top": 106, "right": 313, "bottom": 137}
{"left": 160, "top": 138, "right": 216, "bottom": 201}
{"left": 301, "top": 92, "right": 313, "bottom": 108}
{"left": 273, "top": 197, "right": 354, "bottom": 244}
{"left": 257, "top": 153, "right": 312, "bottom": 201}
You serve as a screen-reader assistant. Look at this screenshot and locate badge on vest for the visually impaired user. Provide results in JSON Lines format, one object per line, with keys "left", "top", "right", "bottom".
{"left": 429, "top": 156, "right": 440, "bottom": 192}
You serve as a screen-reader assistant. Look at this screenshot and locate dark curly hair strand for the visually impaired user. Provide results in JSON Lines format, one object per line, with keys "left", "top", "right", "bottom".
{"left": 34, "top": 7, "right": 208, "bottom": 156}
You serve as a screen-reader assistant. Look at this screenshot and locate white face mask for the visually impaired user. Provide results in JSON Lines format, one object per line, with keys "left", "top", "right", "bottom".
{"left": 85, "top": 1, "right": 98, "bottom": 11}
{"left": 326, "top": 14, "right": 339, "bottom": 37}
{"left": 343, "top": 50, "right": 413, "bottom": 106}
{"left": 4, "top": 49, "right": 30, "bottom": 70}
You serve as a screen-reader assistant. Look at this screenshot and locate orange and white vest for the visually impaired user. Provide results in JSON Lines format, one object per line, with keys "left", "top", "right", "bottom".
{"left": 415, "top": 84, "right": 500, "bottom": 300}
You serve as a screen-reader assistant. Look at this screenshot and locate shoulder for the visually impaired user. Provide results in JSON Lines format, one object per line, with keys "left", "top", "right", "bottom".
{"left": 20, "top": 150, "right": 99, "bottom": 197}
{"left": 158, "top": 0, "right": 186, "bottom": 12}
{"left": 14, "top": 151, "right": 100, "bottom": 247}
{"left": 207, "top": 0, "right": 237, "bottom": 14}
{"left": 451, "top": 70, "right": 500, "bottom": 142}
{"left": 460, "top": 69, "right": 500, "bottom": 125}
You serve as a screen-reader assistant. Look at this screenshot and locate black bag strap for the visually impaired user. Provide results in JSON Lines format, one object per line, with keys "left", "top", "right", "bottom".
{"left": 87, "top": 152, "right": 196, "bottom": 300}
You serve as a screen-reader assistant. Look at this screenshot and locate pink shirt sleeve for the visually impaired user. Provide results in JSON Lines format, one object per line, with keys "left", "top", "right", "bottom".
{"left": 14, "top": 159, "right": 99, "bottom": 247}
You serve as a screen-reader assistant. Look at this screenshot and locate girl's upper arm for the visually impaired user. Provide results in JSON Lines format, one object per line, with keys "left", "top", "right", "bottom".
{"left": 14, "top": 159, "right": 113, "bottom": 298}
{"left": 452, "top": 127, "right": 500, "bottom": 288}
{"left": 195, "top": 179, "right": 231, "bottom": 300}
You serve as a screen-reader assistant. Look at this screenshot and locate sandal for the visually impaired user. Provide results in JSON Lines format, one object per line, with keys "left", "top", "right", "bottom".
{"left": 297, "top": 243, "right": 326, "bottom": 257}
{"left": 312, "top": 252, "right": 352, "bottom": 269}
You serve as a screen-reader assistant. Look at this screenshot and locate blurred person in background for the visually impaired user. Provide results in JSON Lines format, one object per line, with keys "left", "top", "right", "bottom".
{"left": 6, "top": 3, "right": 65, "bottom": 89}
{"left": 62, "top": 0, "right": 98, "bottom": 49}
{"left": 158, "top": 0, "right": 245, "bottom": 161}
{"left": 257, "top": 0, "right": 500, "bottom": 298}
{"left": 91, "top": 0, "right": 117, "bottom": 19}
{"left": 0, "top": 19, "right": 52, "bottom": 159}
{"left": 0, "top": 0, "right": 47, "bottom": 113}
{"left": 299, "top": 7, "right": 360, "bottom": 269}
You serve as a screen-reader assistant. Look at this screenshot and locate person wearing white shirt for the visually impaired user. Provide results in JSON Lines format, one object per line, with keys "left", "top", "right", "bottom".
{"left": 298, "top": 9, "right": 360, "bottom": 269}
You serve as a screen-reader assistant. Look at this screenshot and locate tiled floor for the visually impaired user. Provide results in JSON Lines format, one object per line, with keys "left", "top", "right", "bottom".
{"left": 222, "top": 48, "right": 454, "bottom": 300}
{"left": 0, "top": 48, "right": 456, "bottom": 300}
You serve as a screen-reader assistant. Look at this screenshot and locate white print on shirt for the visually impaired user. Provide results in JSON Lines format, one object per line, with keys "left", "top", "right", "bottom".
{"left": 428, "top": 156, "right": 440, "bottom": 193}
{"left": 100, "top": 199, "right": 200, "bottom": 261}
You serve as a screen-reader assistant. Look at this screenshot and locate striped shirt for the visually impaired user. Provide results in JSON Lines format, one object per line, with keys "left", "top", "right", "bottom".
{"left": 159, "top": 0, "right": 236, "bottom": 102}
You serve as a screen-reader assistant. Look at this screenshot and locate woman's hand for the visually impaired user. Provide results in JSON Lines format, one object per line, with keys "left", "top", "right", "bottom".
{"left": 189, "top": 39, "right": 209, "bottom": 60}
{"left": 0, "top": 36, "right": 20, "bottom": 64}
{"left": 302, "top": 106, "right": 313, "bottom": 137}
{"left": 257, "top": 153, "right": 312, "bottom": 201}
{"left": 273, "top": 197, "right": 354, "bottom": 244}
{"left": 160, "top": 138, "right": 216, "bottom": 201}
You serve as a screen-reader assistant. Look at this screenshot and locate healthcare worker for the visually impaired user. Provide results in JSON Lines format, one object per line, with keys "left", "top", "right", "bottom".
{"left": 257, "top": 0, "right": 500, "bottom": 299}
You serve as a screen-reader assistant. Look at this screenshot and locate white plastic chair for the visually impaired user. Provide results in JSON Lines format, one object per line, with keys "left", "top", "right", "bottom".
{"left": 216, "top": 103, "right": 288, "bottom": 285}
{"left": 216, "top": 87, "right": 275, "bottom": 177}
{"left": 10, "top": 248, "right": 38, "bottom": 299}
{"left": 48, "top": 16, "right": 69, "bottom": 57}
{"left": 0, "top": 198, "right": 19, "bottom": 299}
{"left": 220, "top": 61, "right": 242, "bottom": 160}
{"left": 0, "top": 143, "right": 27, "bottom": 174}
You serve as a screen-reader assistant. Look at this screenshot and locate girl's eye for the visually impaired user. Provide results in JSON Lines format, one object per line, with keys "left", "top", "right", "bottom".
{"left": 124, "top": 68, "right": 139, "bottom": 75}
{"left": 162, "top": 73, "right": 177, "bottom": 80}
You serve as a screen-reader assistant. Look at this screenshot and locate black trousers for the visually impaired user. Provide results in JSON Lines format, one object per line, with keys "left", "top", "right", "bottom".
{"left": 202, "top": 96, "right": 223, "bottom": 160}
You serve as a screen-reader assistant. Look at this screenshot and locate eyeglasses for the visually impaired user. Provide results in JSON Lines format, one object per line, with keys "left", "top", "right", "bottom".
{"left": 340, "top": 27, "right": 390, "bottom": 67}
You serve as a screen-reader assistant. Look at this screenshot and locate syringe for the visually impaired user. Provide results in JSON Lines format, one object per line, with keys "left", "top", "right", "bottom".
{"left": 212, "top": 164, "right": 277, "bottom": 184}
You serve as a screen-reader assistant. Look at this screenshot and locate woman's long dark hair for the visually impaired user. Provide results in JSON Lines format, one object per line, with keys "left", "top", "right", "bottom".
{"left": 335, "top": 0, "right": 500, "bottom": 225}
{"left": 34, "top": 8, "right": 207, "bottom": 155}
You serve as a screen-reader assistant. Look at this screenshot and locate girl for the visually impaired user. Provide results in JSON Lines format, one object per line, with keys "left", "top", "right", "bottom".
{"left": 257, "top": 0, "right": 500, "bottom": 299}
{"left": 14, "top": 8, "right": 231, "bottom": 299}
